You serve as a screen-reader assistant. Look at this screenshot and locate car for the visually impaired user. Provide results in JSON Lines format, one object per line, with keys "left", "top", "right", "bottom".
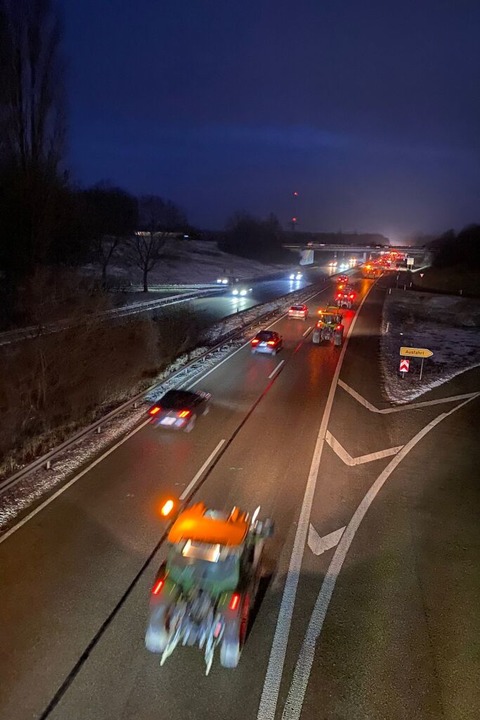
{"left": 288, "top": 304, "right": 308, "bottom": 320}
{"left": 336, "top": 275, "right": 349, "bottom": 285}
{"left": 335, "top": 285, "right": 356, "bottom": 309}
{"left": 251, "top": 330, "right": 283, "bottom": 355}
{"left": 289, "top": 271, "right": 303, "bottom": 280}
{"left": 328, "top": 260, "right": 338, "bottom": 267}
{"left": 216, "top": 277, "right": 229, "bottom": 285}
{"left": 232, "top": 285, "right": 252, "bottom": 297}
{"left": 148, "top": 389, "right": 211, "bottom": 432}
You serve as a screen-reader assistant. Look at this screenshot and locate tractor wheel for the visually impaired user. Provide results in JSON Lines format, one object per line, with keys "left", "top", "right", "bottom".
{"left": 145, "top": 608, "right": 169, "bottom": 653}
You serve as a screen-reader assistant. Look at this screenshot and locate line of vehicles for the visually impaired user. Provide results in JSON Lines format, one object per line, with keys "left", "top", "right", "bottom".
{"left": 143, "top": 271, "right": 363, "bottom": 672}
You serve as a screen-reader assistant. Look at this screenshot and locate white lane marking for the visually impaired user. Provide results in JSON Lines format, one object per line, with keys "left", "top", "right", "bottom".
{"left": 282, "top": 391, "right": 480, "bottom": 720}
{"left": 0, "top": 417, "right": 151, "bottom": 546}
{"left": 303, "top": 325, "right": 312, "bottom": 337}
{"left": 256, "top": 285, "right": 374, "bottom": 720}
{"left": 308, "top": 525, "right": 345, "bottom": 556}
{"left": 325, "top": 431, "right": 403, "bottom": 466}
{"left": 179, "top": 439, "right": 225, "bottom": 500}
{"left": 1, "top": 285, "right": 330, "bottom": 542}
{"left": 338, "top": 380, "right": 478, "bottom": 414}
{"left": 268, "top": 360, "right": 285, "bottom": 380}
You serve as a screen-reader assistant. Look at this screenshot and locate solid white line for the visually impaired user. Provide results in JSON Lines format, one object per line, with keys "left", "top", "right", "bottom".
{"left": 303, "top": 325, "right": 312, "bottom": 337}
{"left": 179, "top": 439, "right": 225, "bottom": 500}
{"left": 338, "top": 380, "right": 478, "bottom": 415}
{"left": 281, "top": 391, "right": 480, "bottom": 720}
{"left": 308, "top": 524, "right": 345, "bottom": 556}
{"left": 0, "top": 417, "right": 151, "bottom": 546}
{"left": 268, "top": 361, "right": 285, "bottom": 379}
{"left": 256, "top": 285, "right": 374, "bottom": 720}
{"left": 1, "top": 285, "right": 330, "bottom": 542}
{"left": 325, "top": 431, "right": 403, "bottom": 466}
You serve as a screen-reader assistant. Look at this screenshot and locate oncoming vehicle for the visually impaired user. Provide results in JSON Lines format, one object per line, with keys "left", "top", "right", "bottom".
{"left": 288, "top": 304, "right": 308, "bottom": 320}
{"left": 312, "top": 307, "right": 344, "bottom": 346}
{"left": 251, "top": 330, "right": 283, "bottom": 355}
{"left": 148, "top": 389, "right": 211, "bottom": 432}
{"left": 145, "top": 501, "right": 274, "bottom": 674}
{"left": 232, "top": 285, "right": 252, "bottom": 297}
{"left": 335, "top": 285, "right": 356, "bottom": 309}
{"left": 289, "top": 271, "right": 303, "bottom": 280}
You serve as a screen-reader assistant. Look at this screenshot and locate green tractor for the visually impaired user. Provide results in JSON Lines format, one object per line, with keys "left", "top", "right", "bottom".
{"left": 145, "top": 500, "right": 273, "bottom": 674}
{"left": 312, "top": 306, "right": 344, "bottom": 346}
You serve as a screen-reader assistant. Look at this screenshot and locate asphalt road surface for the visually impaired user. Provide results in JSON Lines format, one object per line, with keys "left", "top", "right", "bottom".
{"left": 1, "top": 276, "right": 478, "bottom": 720}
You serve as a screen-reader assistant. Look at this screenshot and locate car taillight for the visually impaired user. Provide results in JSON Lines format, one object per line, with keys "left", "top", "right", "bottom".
{"left": 267, "top": 340, "right": 276, "bottom": 346}
{"left": 229, "top": 592, "right": 241, "bottom": 611}
{"left": 152, "top": 577, "right": 165, "bottom": 595}
{"left": 149, "top": 406, "right": 161, "bottom": 416}
{"left": 349, "top": 294, "right": 355, "bottom": 299}
{"left": 178, "top": 410, "right": 191, "bottom": 418}
{"left": 251, "top": 338, "right": 259, "bottom": 345}
{"left": 336, "top": 293, "right": 342, "bottom": 299}
{"left": 335, "top": 324, "right": 343, "bottom": 330}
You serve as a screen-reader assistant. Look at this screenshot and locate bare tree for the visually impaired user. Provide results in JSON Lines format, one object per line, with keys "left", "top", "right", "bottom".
{"left": 127, "top": 231, "right": 165, "bottom": 292}
{"left": 0, "top": 0, "right": 65, "bottom": 171}
{"left": 0, "top": 0, "right": 67, "bottom": 284}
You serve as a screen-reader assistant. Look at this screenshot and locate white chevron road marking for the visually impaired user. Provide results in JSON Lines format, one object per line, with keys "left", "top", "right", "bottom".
{"left": 325, "top": 431, "right": 403, "bottom": 466}
{"left": 338, "top": 380, "right": 477, "bottom": 414}
{"left": 308, "top": 525, "right": 345, "bottom": 556}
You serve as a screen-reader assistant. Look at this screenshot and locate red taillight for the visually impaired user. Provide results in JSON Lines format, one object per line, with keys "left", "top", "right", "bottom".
{"left": 335, "top": 324, "right": 343, "bottom": 330}
{"left": 251, "top": 338, "right": 259, "bottom": 345}
{"left": 336, "top": 293, "right": 342, "bottom": 299}
{"left": 267, "top": 340, "right": 276, "bottom": 346}
{"left": 229, "top": 592, "right": 241, "bottom": 611}
{"left": 152, "top": 578, "right": 165, "bottom": 595}
{"left": 149, "top": 406, "right": 161, "bottom": 416}
{"left": 349, "top": 294, "right": 355, "bottom": 299}
{"left": 178, "top": 409, "right": 191, "bottom": 419}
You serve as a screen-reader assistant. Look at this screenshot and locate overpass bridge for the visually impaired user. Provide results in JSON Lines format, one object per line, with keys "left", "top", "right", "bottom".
{"left": 283, "top": 243, "right": 429, "bottom": 266}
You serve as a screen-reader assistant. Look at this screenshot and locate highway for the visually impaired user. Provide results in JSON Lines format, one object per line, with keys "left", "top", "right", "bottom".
{"left": 1, "top": 275, "right": 478, "bottom": 720}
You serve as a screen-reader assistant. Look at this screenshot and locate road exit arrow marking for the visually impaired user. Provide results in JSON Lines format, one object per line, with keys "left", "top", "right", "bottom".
{"left": 308, "top": 524, "right": 345, "bottom": 556}
{"left": 326, "top": 431, "right": 403, "bottom": 466}
{"left": 400, "top": 346, "right": 433, "bottom": 358}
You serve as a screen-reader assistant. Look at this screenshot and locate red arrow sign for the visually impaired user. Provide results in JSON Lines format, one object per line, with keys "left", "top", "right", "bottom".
{"left": 399, "top": 358, "right": 410, "bottom": 373}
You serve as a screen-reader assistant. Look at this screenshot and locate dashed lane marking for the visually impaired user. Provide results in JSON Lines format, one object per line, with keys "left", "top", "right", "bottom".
{"left": 256, "top": 285, "right": 374, "bottom": 720}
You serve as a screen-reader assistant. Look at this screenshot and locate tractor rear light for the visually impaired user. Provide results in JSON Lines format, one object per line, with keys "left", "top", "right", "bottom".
{"left": 178, "top": 410, "right": 191, "bottom": 419}
{"left": 229, "top": 592, "right": 241, "bottom": 611}
{"left": 152, "top": 578, "right": 165, "bottom": 595}
{"left": 149, "top": 406, "right": 161, "bottom": 416}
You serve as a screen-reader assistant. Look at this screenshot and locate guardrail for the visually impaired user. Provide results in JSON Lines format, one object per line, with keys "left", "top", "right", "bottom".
{"left": 0, "top": 280, "right": 330, "bottom": 495}
{"left": 0, "top": 288, "right": 223, "bottom": 347}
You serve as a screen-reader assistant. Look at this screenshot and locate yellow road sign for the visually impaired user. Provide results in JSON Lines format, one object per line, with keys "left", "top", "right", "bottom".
{"left": 400, "top": 346, "right": 433, "bottom": 358}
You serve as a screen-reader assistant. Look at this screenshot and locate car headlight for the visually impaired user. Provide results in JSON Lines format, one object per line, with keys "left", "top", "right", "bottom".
{"left": 289, "top": 273, "right": 295, "bottom": 280}
{"left": 232, "top": 289, "right": 239, "bottom": 295}
{"left": 240, "top": 289, "right": 247, "bottom": 296}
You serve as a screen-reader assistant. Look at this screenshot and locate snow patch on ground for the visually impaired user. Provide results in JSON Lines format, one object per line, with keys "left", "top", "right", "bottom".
{"left": 381, "top": 290, "right": 480, "bottom": 404}
{"left": 0, "top": 285, "right": 316, "bottom": 532}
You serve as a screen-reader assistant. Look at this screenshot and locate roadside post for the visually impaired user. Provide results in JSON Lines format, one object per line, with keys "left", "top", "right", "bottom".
{"left": 399, "top": 346, "right": 434, "bottom": 381}
{"left": 399, "top": 358, "right": 410, "bottom": 377}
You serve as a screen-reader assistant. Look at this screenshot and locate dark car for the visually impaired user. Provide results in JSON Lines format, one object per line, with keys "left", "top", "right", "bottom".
{"left": 250, "top": 330, "right": 283, "bottom": 356}
{"left": 148, "top": 389, "right": 211, "bottom": 432}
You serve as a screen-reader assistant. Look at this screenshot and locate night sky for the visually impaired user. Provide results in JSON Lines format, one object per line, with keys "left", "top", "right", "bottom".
{"left": 61, "top": 0, "right": 480, "bottom": 239}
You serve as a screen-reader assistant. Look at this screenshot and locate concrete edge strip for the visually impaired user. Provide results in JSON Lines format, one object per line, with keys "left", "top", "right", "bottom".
{"left": 281, "top": 390, "right": 480, "bottom": 720}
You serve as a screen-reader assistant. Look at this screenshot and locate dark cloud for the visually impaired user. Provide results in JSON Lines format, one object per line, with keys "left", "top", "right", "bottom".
{"left": 61, "top": 0, "right": 480, "bottom": 237}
